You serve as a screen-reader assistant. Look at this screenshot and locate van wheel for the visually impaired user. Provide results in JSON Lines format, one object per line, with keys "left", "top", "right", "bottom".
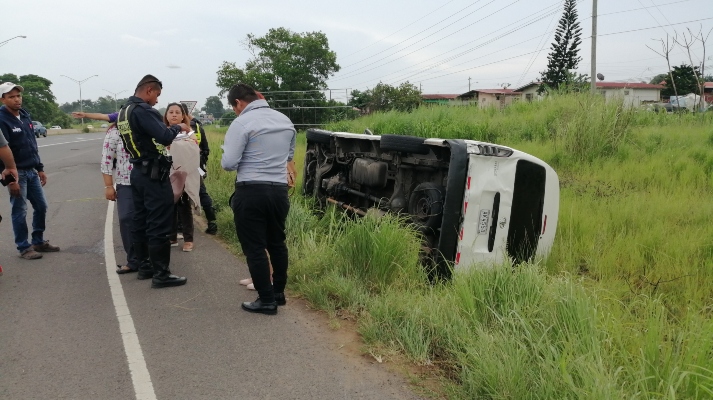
{"left": 380, "top": 134, "right": 430, "bottom": 155}
{"left": 306, "top": 129, "right": 332, "bottom": 145}
{"left": 408, "top": 182, "right": 445, "bottom": 232}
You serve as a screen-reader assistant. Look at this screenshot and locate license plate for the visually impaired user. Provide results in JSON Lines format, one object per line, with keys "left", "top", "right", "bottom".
{"left": 478, "top": 209, "right": 491, "bottom": 234}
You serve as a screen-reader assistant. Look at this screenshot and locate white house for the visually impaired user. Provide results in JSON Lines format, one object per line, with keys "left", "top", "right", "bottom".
{"left": 595, "top": 82, "right": 663, "bottom": 107}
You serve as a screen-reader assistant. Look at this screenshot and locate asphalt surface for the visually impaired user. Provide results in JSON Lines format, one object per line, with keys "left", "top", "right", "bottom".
{"left": 0, "top": 133, "right": 421, "bottom": 400}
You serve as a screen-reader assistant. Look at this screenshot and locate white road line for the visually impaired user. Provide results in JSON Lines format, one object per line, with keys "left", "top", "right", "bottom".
{"left": 38, "top": 138, "right": 103, "bottom": 148}
{"left": 104, "top": 201, "right": 158, "bottom": 400}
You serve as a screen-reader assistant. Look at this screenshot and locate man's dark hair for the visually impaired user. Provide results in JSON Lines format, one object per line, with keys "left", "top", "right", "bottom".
{"left": 227, "top": 83, "right": 259, "bottom": 107}
{"left": 135, "top": 74, "right": 163, "bottom": 93}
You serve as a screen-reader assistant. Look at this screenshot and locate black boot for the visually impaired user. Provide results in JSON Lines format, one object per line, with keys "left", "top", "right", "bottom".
{"left": 204, "top": 206, "right": 217, "bottom": 235}
{"left": 133, "top": 242, "right": 153, "bottom": 280}
{"left": 148, "top": 242, "right": 187, "bottom": 289}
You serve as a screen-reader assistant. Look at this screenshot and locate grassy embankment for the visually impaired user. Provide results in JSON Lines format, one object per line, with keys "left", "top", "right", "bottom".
{"left": 204, "top": 94, "right": 713, "bottom": 399}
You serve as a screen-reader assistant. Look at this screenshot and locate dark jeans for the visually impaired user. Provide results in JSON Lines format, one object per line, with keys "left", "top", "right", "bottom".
{"left": 231, "top": 184, "right": 290, "bottom": 302}
{"left": 10, "top": 169, "right": 48, "bottom": 253}
{"left": 116, "top": 184, "right": 139, "bottom": 270}
{"left": 170, "top": 193, "right": 194, "bottom": 242}
{"left": 130, "top": 167, "right": 174, "bottom": 246}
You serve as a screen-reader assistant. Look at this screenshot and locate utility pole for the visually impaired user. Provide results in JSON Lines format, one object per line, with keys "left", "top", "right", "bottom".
{"left": 61, "top": 74, "right": 98, "bottom": 126}
{"left": 590, "top": 0, "right": 598, "bottom": 94}
{"left": 468, "top": 77, "right": 471, "bottom": 91}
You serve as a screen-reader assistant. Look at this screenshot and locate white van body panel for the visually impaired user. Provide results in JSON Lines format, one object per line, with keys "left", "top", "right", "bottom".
{"left": 454, "top": 141, "right": 559, "bottom": 270}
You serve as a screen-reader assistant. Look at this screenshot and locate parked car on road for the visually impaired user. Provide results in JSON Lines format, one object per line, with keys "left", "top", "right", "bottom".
{"left": 50, "top": 125, "right": 62, "bottom": 129}
{"left": 302, "top": 129, "right": 560, "bottom": 276}
{"left": 100, "top": 123, "right": 108, "bottom": 128}
{"left": 31, "top": 121, "right": 47, "bottom": 138}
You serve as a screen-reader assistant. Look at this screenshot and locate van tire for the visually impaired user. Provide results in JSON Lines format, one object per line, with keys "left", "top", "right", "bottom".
{"left": 408, "top": 182, "right": 445, "bottom": 232}
{"left": 306, "top": 129, "right": 332, "bottom": 145}
{"left": 380, "top": 134, "right": 430, "bottom": 155}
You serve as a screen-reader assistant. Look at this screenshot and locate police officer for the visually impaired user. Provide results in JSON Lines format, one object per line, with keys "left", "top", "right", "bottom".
{"left": 117, "top": 75, "right": 190, "bottom": 288}
{"left": 180, "top": 103, "right": 218, "bottom": 235}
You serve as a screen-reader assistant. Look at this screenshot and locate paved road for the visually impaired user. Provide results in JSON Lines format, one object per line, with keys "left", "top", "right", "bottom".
{"left": 0, "top": 133, "right": 421, "bottom": 400}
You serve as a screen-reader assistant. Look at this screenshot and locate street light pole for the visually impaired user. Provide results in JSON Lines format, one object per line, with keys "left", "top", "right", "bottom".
{"left": 0, "top": 35, "right": 27, "bottom": 47}
{"left": 103, "top": 89, "right": 127, "bottom": 112}
{"left": 61, "top": 74, "right": 98, "bottom": 126}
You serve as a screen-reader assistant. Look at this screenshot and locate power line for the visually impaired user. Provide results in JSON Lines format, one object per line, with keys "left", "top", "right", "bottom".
{"left": 648, "top": 0, "right": 674, "bottom": 28}
{"left": 337, "top": 0, "right": 564, "bottom": 85}
{"left": 389, "top": 29, "right": 555, "bottom": 86}
{"left": 516, "top": 0, "right": 563, "bottom": 86}
{"left": 636, "top": 0, "right": 670, "bottom": 35}
{"left": 342, "top": 0, "right": 486, "bottom": 69}
{"left": 584, "top": 17, "right": 713, "bottom": 38}
{"left": 386, "top": 2, "right": 568, "bottom": 86}
{"left": 579, "top": 0, "right": 692, "bottom": 21}
{"left": 334, "top": 0, "right": 516, "bottom": 81}
{"left": 342, "top": 0, "right": 458, "bottom": 59}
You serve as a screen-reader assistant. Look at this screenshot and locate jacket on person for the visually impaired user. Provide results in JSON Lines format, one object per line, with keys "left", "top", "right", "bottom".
{"left": 0, "top": 106, "right": 43, "bottom": 171}
{"left": 116, "top": 96, "right": 182, "bottom": 162}
{"left": 190, "top": 118, "right": 209, "bottom": 166}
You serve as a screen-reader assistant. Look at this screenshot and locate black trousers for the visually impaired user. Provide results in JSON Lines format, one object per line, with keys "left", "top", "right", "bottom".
{"left": 231, "top": 184, "right": 290, "bottom": 302}
{"left": 170, "top": 193, "right": 194, "bottom": 242}
{"left": 116, "top": 184, "right": 139, "bottom": 270}
{"left": 130, "top": 167, "right": 174, "bottom": 246}
{"left": 199, "top": 178, "right": 213, "bottom": 211}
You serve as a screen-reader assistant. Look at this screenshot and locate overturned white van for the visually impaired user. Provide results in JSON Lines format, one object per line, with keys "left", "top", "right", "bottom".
{"left": 302, "top": 129, "right": 559, "bottom": 276}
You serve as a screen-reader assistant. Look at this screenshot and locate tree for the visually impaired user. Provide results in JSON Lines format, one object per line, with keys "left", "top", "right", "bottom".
{"left": 649, "top": 73, "right": 669, "bottom": 85}
{"left": 348, "top": 89, "right": 372, "bottom": 111}
{"left": 0, "top": 73, "right": 71, "bottom": 127}
{"left": 349, "top": 82, "right": 422, "bottom": 114}
{"left": 539, "top": 0, "right": 583, "bottom": 92}
{"left": 660, "top": 65, "right": 703, "bottom": 97}
{"left": 216, "top": 27, "right": 340, "bottom": 96}
{"left": 202, "top": 96, "right": 225, "bottom": 117}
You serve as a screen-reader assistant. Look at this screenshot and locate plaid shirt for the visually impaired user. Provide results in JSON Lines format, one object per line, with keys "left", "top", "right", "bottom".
{"left": 100, "top": 126, "right": 132, "bottom": 186}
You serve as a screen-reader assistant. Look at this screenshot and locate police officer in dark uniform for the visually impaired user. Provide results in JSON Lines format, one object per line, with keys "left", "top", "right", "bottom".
{"left": 180, "top": 103, "right": 218, "bottom": 235}
{"left": 117, "top": 75, "right": 190, "bottom": 288}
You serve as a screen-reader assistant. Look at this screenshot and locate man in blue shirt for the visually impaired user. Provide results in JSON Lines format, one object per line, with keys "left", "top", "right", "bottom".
{"left": 222, "top": 83, "right": 296, "bottom": 315}
{"left": 0, "top": 82, "right": 60, "bottom": 259}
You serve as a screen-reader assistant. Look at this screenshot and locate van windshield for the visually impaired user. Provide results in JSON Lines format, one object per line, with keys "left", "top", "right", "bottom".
{"left": 507, "top": 160, "right": 546, "bottom": 264}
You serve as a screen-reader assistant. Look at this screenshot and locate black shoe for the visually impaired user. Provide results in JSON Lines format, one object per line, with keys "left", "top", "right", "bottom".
{"left": 205, "top": 221, "right": 218, "bottom": 235}
{"left": 275, "top": 292, "right": 286, "bottom": 306}
{"left": 241, "top": 298, "right": 278, "bottom": 315}
{"left": 151, "top": 274, "right": 187, "bottom": 288}
{"left": 137, "top": 269, "right": 153, "bottom": 280}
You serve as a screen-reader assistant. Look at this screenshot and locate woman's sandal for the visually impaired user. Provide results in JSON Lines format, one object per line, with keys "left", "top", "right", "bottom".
{"left": 116, "top": 265, "right": 137, "bottom": 274}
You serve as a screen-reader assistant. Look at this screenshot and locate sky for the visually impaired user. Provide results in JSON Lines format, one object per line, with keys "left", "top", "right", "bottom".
{"left": 2, "top": 0, "right": 711, "bottom": 111}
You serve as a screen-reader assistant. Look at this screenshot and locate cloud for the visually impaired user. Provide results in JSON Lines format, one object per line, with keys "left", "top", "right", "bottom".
{"left": 153, "top": 28, "right": 179, "bottom": 37}
{"left": 120, "top": 34, "right": 160, "bottom": 47}
{"left": 167, "top": 64, "right": 181, "bottom": 69}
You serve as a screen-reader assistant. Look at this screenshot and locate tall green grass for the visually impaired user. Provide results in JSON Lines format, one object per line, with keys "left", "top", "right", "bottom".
{"left": 204, "top": 94, "right": 713, "bottom": 398}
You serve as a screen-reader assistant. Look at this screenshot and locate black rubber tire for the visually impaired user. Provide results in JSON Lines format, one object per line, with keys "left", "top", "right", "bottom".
{"left": 408, "top": 182, "right": 445, "bottom": 232}
{"left": 380, "top": 134, "right": 430, "bottom": 155}
{"left": 306, "top": 129, "right": 333, "bottom": 145}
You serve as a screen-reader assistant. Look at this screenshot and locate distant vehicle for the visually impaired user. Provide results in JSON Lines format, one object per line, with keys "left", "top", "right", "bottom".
{"left": 50, "top": 125, "right": 62, "bottom": 130}
{"left": 100, "top": 123, "right": 108, "bottom": 128}
{"left": 32, "top": 121, "right": 47, "bottom": 138}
